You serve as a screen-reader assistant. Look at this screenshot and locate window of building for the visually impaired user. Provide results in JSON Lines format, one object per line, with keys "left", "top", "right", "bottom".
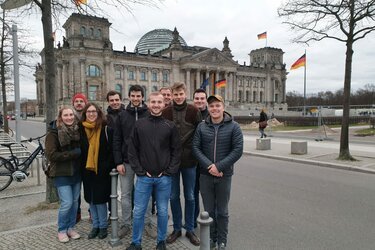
{"left": 95, "top": 28, "right": 102, "bottom": 38}
{"left": 115, "top": 84, "right": 122, "bottom": 94}
{"left": 246, "top": 91, "right": 250, "bottom": 102}
{"left": 86, "top": 65, "right": 101, "bottom": 77}
{"left": 275, "top": 80, "right": 279, "bottom": 89}
{"left": 238, "top": 90, "right": 242, "bottom": 102}
{"left": 88, "top": 85, "right": 99, "bottom": 100}
{"left": 140, "top": 71, "right": 147, "bottom": 81}
{"left": 152, "top": 71, "right": 158, "bottom": 82}
{"left": 89, "top": 28, "right": 94, "bottom": 37}
{"left": 128, "top": 70, "right": 135, "bottom": 80}
{"left": 253, "top": 91, "right": 257, "bottom": 102}
{"left": 260, "top": 91, "right": 263, "bottom": 103}
{"left": 80, "top": 26, "right": 86, "bottom": 36}
{"left": 115, "top": 68, "right": 122, "bottom": 79}
{"left": 163, "top": 71, "right": 169, "bottom": 83}
{"left": 275, "top": 93, "right": 279, "bottom": 103}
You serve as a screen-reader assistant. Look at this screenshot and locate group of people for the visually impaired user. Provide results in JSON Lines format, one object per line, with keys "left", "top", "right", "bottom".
{"left": 45, "top": 82, "right": 244, "bottom": 250}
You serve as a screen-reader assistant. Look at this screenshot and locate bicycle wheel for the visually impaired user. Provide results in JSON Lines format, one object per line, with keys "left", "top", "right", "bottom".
{"left": 7, "top": 127, "right": 14, "bottom": 137}
{"left": 0, "top": 159, "right": 13, "bottom": 191}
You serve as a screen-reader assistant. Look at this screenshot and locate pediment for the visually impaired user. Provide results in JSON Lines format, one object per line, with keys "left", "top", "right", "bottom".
{"left": 184, "top": 48, "right": 238, "bottom": 67}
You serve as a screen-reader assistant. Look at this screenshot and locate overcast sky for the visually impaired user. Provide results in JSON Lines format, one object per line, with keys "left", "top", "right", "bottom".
{"left": 12, "top": 0, "right": 375, "bottom": 99}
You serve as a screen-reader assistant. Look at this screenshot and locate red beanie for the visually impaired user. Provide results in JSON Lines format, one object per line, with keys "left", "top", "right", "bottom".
{"left": 72, "top": 93, "right": 88, "bottom": 104}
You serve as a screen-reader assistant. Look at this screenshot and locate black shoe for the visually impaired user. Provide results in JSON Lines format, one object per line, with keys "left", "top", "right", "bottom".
{"left": 126, "top": 243, "right": 142, "bottom": 250}
{"left": 186, "top": 231, "right": 200, "bottom": 246}
{"left": 166, "top": 230, "right": 182, "bottom": 244}
{"left": 88, "top": 228, "right": 99, "bottom": 239}
{"left": 98, "top": 228, "right": 108, "bottom": 239}
{"left": 264, "top": 134, "right": 267, "bottom": 138}
{"left": 156, "top": 241, "right": 167, "bottom": 250}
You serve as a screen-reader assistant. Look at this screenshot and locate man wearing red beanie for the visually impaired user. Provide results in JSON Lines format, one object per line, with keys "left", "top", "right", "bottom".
{"left": 72, "top": 93, "right": 88, "bottom": 120}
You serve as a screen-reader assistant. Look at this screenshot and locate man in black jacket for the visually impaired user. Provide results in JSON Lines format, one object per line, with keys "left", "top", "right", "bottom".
{"left": 113, "top": 85, "right": 156, "bottom": 239}
{"left": 106, "top": 90, "right": 125, "bottom": 128}
{"left": 126, "top": 92, "right": 181, "bottom": 250}
{"left": 192, "top": 95, "right": 243, "bottom": 250}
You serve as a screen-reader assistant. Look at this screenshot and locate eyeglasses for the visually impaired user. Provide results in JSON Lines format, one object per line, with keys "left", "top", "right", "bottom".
{"left": 86, "top": 110, "right": 97, "bottom": 114}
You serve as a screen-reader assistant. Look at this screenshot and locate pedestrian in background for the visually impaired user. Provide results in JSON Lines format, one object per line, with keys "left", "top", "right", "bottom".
{"left": 45, "top": 107, "right": 81, "bottom": 243}
{"left": 80, "top": 103, "right": 114, "bottom": 240}
{"left": 192, "top": 95, "right": 243, "bottom": 250}
{"left": 259, "top": 108, "right": 268, "bottom": 138}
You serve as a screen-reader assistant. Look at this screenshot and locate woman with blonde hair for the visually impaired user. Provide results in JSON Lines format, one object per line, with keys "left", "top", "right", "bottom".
{"left": 45, "top": 106, "right": 82, "bottom": 243}
{"left": 79, "top": 103, "right": 114, "bottom": 239}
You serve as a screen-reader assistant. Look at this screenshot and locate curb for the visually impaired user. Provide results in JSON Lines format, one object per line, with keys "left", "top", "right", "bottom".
{"left": 243, "top": 151, "right": 375, "bottom": 175}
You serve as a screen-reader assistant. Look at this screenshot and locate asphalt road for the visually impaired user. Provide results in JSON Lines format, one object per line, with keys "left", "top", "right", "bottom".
{"left": 229, "top": 154, "right": 375, "bottom": 250}
{"left": 8, "top": 119, "right": 47, "bottom": 140}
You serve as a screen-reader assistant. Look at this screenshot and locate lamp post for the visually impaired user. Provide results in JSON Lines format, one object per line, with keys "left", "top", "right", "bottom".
{"left": 1, "top": 0, "right": 32, "bottom": 142}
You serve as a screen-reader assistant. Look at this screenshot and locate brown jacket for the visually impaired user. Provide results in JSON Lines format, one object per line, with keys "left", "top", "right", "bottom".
{"left": 45, "top": 121, "right": 81, "bottom": 177}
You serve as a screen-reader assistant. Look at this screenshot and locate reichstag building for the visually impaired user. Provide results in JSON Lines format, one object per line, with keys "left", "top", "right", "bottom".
{"left": 35, "top": 13, "right": 288, "bottom": 114}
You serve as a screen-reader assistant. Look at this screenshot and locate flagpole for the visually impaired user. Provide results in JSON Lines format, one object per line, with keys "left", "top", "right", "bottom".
{"left": 303, "top": 49, "right": 307, "bottom": 116}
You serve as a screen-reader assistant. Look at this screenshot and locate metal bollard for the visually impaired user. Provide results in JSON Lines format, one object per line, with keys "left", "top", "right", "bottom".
{"left": 109, "top": 168, "right": 122, "bottom": 247}
{"left": 197, "top": 211, "right": 213, "bottom": 250}
{"left": 36, "top": 157, "right": 41, "bottom": 186}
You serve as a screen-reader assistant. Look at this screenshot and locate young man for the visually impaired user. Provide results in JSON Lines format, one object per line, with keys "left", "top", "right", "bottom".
{"left": 106, "top": 90, "right": 125, "bottom": 128}
{"left": 126, "top": 92, "right": 181, "bottom": 250}
{"left": 162, "top": 82, "right": 202, "bottom": 246}
{"left": 113, "top": 85, "right": 156, "bottom": 239}
{"left": 72, "top": 93, "right": 87, "bottom": 120}
{"left": 192, "top": 88, "right": 209, "bottom": 228}
{"left": 159, "top": 87, "right": 172, "bottom": 107}
{"left": 71, "top": 93, "right": 87, "bottom": 223}
{"left": 192, "top": 95, "right": 243, "bottom": 250}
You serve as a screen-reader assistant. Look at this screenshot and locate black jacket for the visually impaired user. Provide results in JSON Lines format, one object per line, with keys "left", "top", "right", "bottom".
{"left": 192, "top": 112, "right": 243, "bottom": 177}
{"left": 80, "top": 125, "right": 115, "bottom": 204}
{"left": 106, "top": 104, "right": 125, "bottom": 129}
{"left": 128, "top": 114, "right": 181, "bottom": 177}
{"left": 113, "top": 103, "right": 149, "bottom": 165}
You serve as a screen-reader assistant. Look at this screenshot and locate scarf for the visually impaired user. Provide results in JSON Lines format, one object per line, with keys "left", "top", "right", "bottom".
{"left": 57, "top": 121, "right": 80, "bottom": 147}
{"left": 82, "top": 121, "right": 101, "bottom": 174}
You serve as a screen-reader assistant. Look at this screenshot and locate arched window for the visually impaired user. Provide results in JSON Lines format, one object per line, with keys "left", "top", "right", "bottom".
{"left": 95, "top": 28, "right": 102, "bottom": 38}
{"left": 89, "top": 28, "right": 94, "bottom": 37}
{"left": 140, "top": 71, "right": 147, "bottom": 81}
{"left": 238, "top": 90, "right": 242, "bottom": 102}
{"left": 246, "top": 91, "right": 250, "bottom": 102}
{"left": 86, "top": 65, "right": 101, "bottom": 77}
{"left": 80, "top": 26, "right": 86, "bottom": 36}
{"left": 115, "top": 84, "right": 122, "bottom": 94}
{"left": 260, "top": 91, "right": 263, "bottom": 103}
{"left": 163, "top": 71, "right": 169, "bottom": 83}
{"left": 253, "top": 91, "right": 257, "bottom": 102}
{"left": 115, "top": 68, "right": 122, "bottom": 79}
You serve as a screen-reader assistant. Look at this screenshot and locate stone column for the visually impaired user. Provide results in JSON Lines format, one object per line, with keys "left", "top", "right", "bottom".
{"left": 123, "top": 66, "right": 127, "bottom": 101}
{"left": 224, "top": 71, "right": 229, "bottom": 101}
{"left": 136, "top": 67, "right": 140, "bottom": 83}
{"left": 103, "top": 61, "right": 110, "bottom": 100}
{"left": 232, "top": 73, "right": 237, "bottom": 103}
{"left": 79, "top": 59, "right": 86, "bottom": 94}
{"left": 196, "top": 69, "right": 200, "bottom": 90}
{"left": 215, "top": 71, "right": 220, "bottom": 95}
{"left": 148, "top": 68, "right": 152, "bottom": 98}
{"left": 57, "top": 64, "right": 62, "bottom": 101}
{"left": 205, "top": 71, "right": 210, "bottom": 95}
{"left": 185, "top": 69, "right": 191, "bottom": 99}
{"left": 257, "top": 78, "right": 261, "bottom": 102}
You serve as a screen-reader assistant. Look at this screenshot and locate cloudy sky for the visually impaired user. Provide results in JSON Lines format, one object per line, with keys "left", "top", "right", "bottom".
{"left": 12, "top": 0, "right": 375, "bottom": 99}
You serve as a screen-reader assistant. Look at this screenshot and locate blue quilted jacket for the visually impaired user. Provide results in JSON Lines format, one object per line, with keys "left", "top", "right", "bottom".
{"left": 192, "top": 112, "right": 243, "bottom": 176}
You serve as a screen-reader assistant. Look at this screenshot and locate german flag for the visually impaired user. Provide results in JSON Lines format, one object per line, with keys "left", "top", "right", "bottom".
{"left": 215, "top": 79, "right": 226, "bottom": 88}
{"left": 75, "top": 0, "right": 87, "bottom": 5}
{"left": 257, "top": 32, "right": 267, "bottom": 40}
{"left": 290, "top": 54, "right": 306, "bottom": 70}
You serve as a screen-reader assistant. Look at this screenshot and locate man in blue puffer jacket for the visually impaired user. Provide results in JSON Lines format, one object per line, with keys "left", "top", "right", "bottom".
{"left": 192, "top": 94, "right": 243, "bottom": 250}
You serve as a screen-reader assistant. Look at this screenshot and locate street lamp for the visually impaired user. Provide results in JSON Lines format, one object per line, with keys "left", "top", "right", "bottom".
{"left": 1, "top": 0, "right": 32, "bottom": 142}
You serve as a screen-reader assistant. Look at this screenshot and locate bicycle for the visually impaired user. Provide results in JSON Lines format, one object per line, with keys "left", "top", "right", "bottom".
{"left": 0, "top": 134, "right": 46, "bottom": 192}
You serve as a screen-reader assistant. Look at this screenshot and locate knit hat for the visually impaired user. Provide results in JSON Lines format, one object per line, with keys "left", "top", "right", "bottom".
{"left": 72, "top": 93, "right": 88, "bottom": 104}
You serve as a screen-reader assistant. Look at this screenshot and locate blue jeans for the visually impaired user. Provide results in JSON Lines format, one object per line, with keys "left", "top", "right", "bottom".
{"left": 90, "top": 203, "right": 108, "bottom": 229}
{"left": 132, "top": 175, "right": 171, "bottom": 245}
{"left": 200, "top": 174, "right": 232, "bottom": 245}
{"left": 56, "top": 182, "right": 81, "bottom": 233}
{"left": 170, "top": 167, "right": 196, "bottom": 232}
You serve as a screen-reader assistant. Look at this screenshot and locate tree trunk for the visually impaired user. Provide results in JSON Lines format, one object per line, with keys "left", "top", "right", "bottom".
{"left": 338, "top": 38, "right": 354, "bottom": 160}
{"left": 1, "top": 10, "right": 9, "bottom": 134}
{"left": 41, "top": 0, "right": 58, "bottom": 203}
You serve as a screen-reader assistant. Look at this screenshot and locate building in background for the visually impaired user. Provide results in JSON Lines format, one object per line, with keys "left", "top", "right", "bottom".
{"left": 35, "top": 13, "right": 287, "bottom": 115}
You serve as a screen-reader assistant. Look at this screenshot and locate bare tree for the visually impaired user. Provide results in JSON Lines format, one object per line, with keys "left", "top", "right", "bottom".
{"left": 278, "top": 0, "right": 375, "bottom": 160}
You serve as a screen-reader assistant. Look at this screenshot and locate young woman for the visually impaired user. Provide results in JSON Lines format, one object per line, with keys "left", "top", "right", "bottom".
{"left": 80, "top": 103, "right": 114, "bottom": 239}
{"left": 258, "top": 108, "right": 268, "bottom": 138}
{"left": 45, "top": 107, "right": 82, "bottom": 243}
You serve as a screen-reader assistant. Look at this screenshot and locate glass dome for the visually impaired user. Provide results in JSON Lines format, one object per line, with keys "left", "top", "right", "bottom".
{"left": 135, "top": 29, "right": 187, "bottom": 54}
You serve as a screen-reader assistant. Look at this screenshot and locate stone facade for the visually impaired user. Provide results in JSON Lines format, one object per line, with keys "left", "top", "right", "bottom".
{"left": 35, "top": 13, "right": 288, "bottom": 114}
